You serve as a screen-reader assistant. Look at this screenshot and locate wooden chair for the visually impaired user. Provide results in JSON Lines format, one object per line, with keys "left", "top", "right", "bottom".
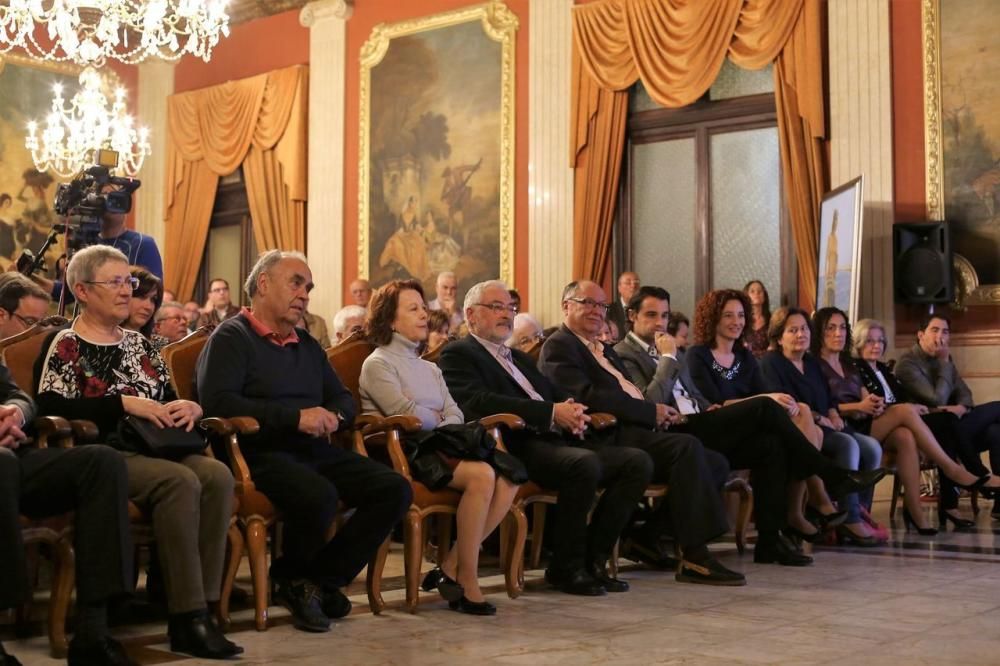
{"left": 327, "top": 335, "right": 528, "bottom": 611}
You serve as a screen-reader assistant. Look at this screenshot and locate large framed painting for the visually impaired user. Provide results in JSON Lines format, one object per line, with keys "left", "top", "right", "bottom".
{"left": 358, "top": 0, "right": 517, "bottom": 294}
{"left": 816, "top": 176, "right": 864, "bottom": 324}
{"left": 0, "top": 54, "right": 81, "bottom": 278}
{"left": 923, "top": 0, "right": 1000, "bottom": 306}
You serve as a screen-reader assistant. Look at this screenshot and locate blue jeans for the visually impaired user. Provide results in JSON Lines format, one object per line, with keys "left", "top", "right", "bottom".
{"left": 822, "top": 430, "right": 882, "bottom": 522}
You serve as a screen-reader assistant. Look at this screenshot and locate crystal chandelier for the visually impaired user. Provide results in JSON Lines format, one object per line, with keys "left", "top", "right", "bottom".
{"left": 0, "top": 1, "right": 231, "bottom": 66}
{"left": 25, "top": 67, "right": 150, "bottom": 178}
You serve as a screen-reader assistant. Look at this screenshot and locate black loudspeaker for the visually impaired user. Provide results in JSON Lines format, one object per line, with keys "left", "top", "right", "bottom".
{"left": 893, "top": 222, "right": 953, "bottom": 304}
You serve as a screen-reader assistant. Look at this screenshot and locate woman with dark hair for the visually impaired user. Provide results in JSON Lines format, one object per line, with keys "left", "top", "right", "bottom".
{"left": 687, "top": 290, "right": 846, "bottom": 545}
{"left": 123, "top": 266, "right": 164, "bottom": 343}
{"left": 425, "top": 309, "right": 452, "bottom": 354}
{"left": 850, "top": 318, "right": 996, "bottom": 530}
{"left": 359, "top": 279, "right": 520, "bottom": 615}
{"left": 743, "top": 280, "right": 771, "bottom": 358}
{"left": 761, "top": 307, "right": 884, "bottom": 545}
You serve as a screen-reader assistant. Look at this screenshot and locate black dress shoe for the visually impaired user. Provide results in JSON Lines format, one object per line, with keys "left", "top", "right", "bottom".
{"left": 620, "top": 538, "right": 680, "bottom": 571}
{"left": 675, "top": 557, "right": 746, "bottom": 586}
{"left": 67, "top": 636, "right": 136, "bottom": 666}
{"left": 826, "top": 468, "right": 887, "bottom": 500}
{"left": 755, "top": 534, "right": 813, "bottom": 566}
{"left": 0, "top": 641, "right": 24, "bottom": 666}
{"left": 168, "top": 610, "right": 243, "bottom": 659}
{"left": 321, "top": 585, "right": 353, "bottom": 619}
{"left": 449, "top": 596, "right": 497, "bottom": 615}
{"left": 586, "top": 561, "right": 629, "bottom": 593}
{"left": 544, "top": 567, "right": 606, "bottom": 596}
{"left": 274, "top": 578, "right": 330, "bottom": 633}
{"left": 421, "top": 566, "right": 463, "bottom": 602}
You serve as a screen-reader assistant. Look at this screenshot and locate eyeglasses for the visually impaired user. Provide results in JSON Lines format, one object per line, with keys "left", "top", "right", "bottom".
{"left": 473, "top": 302, "right": 518, "bottom": 314}
{"left": 210, "top": 286, "right": 229, "bottom": 293}
{"left": 157, "top": 314, "right": 187, "bottom": 324}
{"left": 4, "top": 310, "right": 40, "bottom": 327}
{"left": 85, "top": 277, "right": 140, "bottom": 291}
{"left": 864, "top": 338, "right": 885, "bottom": 346}
{"left": 565, "top": 297, "right": 610, "bottom": 313}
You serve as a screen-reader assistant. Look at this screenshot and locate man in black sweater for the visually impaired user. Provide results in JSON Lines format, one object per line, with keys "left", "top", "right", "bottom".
{"left": 196, "top": 250, "right": 411, "bottom": 633}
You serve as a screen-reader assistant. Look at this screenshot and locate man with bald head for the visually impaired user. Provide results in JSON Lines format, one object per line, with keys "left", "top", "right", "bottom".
{"left": 606, "top": 271, "right": 639, "bottom": 340}
{"left": 428, "top": 271, "right": 463, "bottom": 330}
{"left": 349, "top": 279, "right": 372, "bottom": 309}
{"left": 539, "top": 279, "right": 744, "bottom": 586}
{"left": 439, "top": 280, "right": 652, "bottom": 595}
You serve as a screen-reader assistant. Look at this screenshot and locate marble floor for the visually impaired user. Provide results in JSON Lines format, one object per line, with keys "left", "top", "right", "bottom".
{"left": 6, "top": 498, "right": 1000, "bottom": 665}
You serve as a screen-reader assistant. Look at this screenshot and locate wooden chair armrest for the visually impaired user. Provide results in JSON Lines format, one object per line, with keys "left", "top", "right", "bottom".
{"left": 361, "top": 414, "right": 422, "bottom": 436}
{"left": 353, "top": 414, "right": 385, "bottom": 430}
{"left": 477, "top": 414, "right": 526, "bottom": 431}
{"left": 228, "top": 416, "right": 260, "bottom": 436}
{"left": 196, "top": 416, "right": 259, "bottom": 492}
{"left": 589, "top": 413, "right": 617, "bottom": 430}
{"left": 199, "top": 417, "right": 235, "bottom": 437}
{"left": 223, "top": 431, "right": 256, "bottom": 494}
{"left": 32, "top": 416, "right": 73, "bottom": 449}
{"left": 69, "top": 420, "right": 100, "bottom": 443}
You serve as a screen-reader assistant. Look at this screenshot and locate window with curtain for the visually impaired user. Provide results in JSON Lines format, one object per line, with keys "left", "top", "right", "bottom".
{"left": 194, "top": 168, "right": 258, "bottom": 307}
{"left": 618, "top": 66, "right": 794, "bottom": 317}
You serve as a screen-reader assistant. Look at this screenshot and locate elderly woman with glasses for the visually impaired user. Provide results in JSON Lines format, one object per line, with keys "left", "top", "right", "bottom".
{"left": 851, "top": 318, "right": 991, "bottom": 531}
{"left": 33, "top": 245, "right": 241, "bottom": 660}
{"left": 359, "top": 279, "right": 520, "bottom": 616}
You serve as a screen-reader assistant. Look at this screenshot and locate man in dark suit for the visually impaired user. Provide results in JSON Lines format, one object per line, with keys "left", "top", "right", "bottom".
{"left": 539, "top": 280, "right": 747, "bottom": 586}
{"left": 605, "top": 271, "right": 639, "bottom": 341}
{"left": 440, "top": 280, "right": 652, "bottom": 596}
{"left": 0, "top": 274, "right": 134, "bottom": 666}
{"left": 614, "top": 286, "right": 885, "bottom": 565}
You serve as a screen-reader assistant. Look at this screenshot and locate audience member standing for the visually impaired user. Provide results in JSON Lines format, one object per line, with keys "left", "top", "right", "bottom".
{"left": 743, "top": 280, "right": 771, "bottom": 358}
{"left": 606, "top": 271, "right": 639, "bottom": 337}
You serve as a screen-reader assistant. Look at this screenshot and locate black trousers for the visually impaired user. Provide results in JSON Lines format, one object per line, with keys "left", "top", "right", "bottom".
{"left": 245, "top": 442, "right": 412, "bottom": 588}
{"left": 612, "top": 425, "right": 730, "bottom": 550}
{"left": 675, "top": 397, "right": 842, "bottom": 537}
{"left": 506, "top": 432, "right": 652, "bottom": 570}
{"left": 0, "top": 446, "right": 132, "bottom": 610}
{"left": 919, "top": 412, "right": 963, "bottom": 511}
{"left": 957, "top": 401, "right": 1000, "bottom": 473}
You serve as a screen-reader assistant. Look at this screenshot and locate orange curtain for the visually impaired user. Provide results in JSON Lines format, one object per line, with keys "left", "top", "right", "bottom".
{"left": 571, "top": 0, "right": 826, "bottom": 308}
{"left": 164, "top": 65, "right": 308, "bottom": 300}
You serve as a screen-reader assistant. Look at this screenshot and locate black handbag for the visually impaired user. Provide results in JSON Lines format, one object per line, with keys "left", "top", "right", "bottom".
{"left": 413, "top": 423, "right": 528, "bottom": 485}
{"left": 117, "top": 415, "right": 207, "bottom": 461}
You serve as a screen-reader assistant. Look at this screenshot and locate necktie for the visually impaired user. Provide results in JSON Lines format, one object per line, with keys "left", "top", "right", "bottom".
{"left": 497, "top": 345, "right": 544, "bottom": 401}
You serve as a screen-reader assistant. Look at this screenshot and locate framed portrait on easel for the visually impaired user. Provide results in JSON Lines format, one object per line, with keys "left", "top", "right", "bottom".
{"left": 816, "top": 175, "right": 864, "bottom": 322}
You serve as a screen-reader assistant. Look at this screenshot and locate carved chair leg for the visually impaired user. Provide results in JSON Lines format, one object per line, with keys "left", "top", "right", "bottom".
{"left": 608, "top": 540, "right": 619, "bottom": 578}
{"left": 435, "top": 514, "right": 452, "bottom": 564}
{"left": 48, "top": 538, "right": 75, "bottom": 659}
{"left": 890, "top": 473, "right": 901, "bottom": 519}
{"left": 403, "top": 510, "right": 424, "bottom": 614}
{"left": 504, "top": 507, "right": 527, "bottom": 599}
{"left": 244, "top": 519, "right": 270, "bottom": 631}
{"left": 530, "top": 502, "right": 547, "bottom": 569}
{"left": 218, "top": 522, "right": 243, "bottom": 629}
{"left": 366, "top": 537, "right": 390, "bottom": 614}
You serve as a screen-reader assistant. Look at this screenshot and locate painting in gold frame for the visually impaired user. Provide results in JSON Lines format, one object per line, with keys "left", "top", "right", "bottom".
{"left": 923, "top": 0, "right": 1000, "bottom": 306}
{"left": 358, "top": 0, "right": 517, "bottom": 295}
{"left": 0, "top": 54, "right": 84, "bottom": 277}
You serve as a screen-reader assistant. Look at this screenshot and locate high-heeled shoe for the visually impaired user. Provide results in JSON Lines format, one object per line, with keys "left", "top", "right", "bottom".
{"left": 421, "top": 567, "right": 463, "bottom": 602}
{"left": 783, "top": 525, "right": 824, "bottom": 543}
{"left": 938, "top": 510, "right": 975, "bottom": 530}
{"left": 835, "top": 524, "right": 885, "bottom": 547}
{"left": 805, "top": 506, "right": 848, "bottom": 530}
{"left": 449, "top": 596, "right": 497, "bottom": 616}
{"left": 901, "top": 508, "right": 938, "bottom": 536}
{"left": 956, "top": 474, "right": 999, "bottom": 500}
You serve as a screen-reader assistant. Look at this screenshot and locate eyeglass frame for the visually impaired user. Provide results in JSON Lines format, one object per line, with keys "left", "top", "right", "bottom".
{"left": 472, "top": 302, "right": 519, "bottom": 315}
{"left": 3, "top": 309, "right": 41, "bottom": 328}
{"left": 564, "top": 296, "right": 610, "bottom": 314}
{"left": 85, "top": 276, "right": 141, "bottom": 291}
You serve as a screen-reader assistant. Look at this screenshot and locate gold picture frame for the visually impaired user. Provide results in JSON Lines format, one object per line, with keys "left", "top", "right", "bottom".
{"left": 358, "top": 0, "right": 517, "bottom": 290}
{"left": 922, "top": 0, "right": 1000, "bottom": 306}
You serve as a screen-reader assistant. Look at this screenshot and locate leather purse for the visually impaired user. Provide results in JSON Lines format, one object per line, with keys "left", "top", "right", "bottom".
{"left": 117, "top": 415, "right": 207, "bottom": 461}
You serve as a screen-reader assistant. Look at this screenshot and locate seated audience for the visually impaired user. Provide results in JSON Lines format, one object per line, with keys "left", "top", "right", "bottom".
{"left": 332, "top": 305, "right": 367, "bottom": 343}
{"left": 539, "top": 280, "right": 745, "bottom": 586}
{"left": 34, "top": 246, "right": 240, "bottom": 659}
{"left": 614, "top": 286, "right": 882, "bottom": 566}
{"left": 665, "top": 310, "right": 690, "bottom": 352}
{"left": 153, "top": 302, "right": 191, "bottom": 344}
{"left": 505, "top": 312, "right": 544, "bottom": 351}
{"left": 686, "top": 290, "right": 848, "bottom": 544}
{"left": 507, "top": 288, "right": 521, "bottom": 313}
{"left": 441, "top": 280, "right": 651, "bottom": 595}
{"left": 851, "top": 318, "right": 987, "bottom": 530}
{"left": 895, "top": 314, "right": 1000, "bottom": 517}
{"left": 743, "top": 280, "right": 771, "bottom": 358}
{"left": 606, "top": 271, "right": 639, "bottom": 337}
{"left": 162, "top": 289, "right": 177, "bottom": 304}
{"left": 197, "top": 250, "right": 411, "bottom": 632}
{"left": 182, "top": 301, "right": 201, "bottom": 332}
{"left": 0, "top": 275, "right": 134, "bottom": 666}
{"left": 428, "top": 271, "right": 463, "bottom": 329}
{"left": 597, "top": 319, "right": 619, "bottom": 345}
{"left": 123, "top": 266, "right": 164, "bottom": 346}
{"left": 196, "top": 278, "right": 239, "bottom": 328}
{"left": 425, "top": 309, "right": 451, "bottom": 354}
{"left": 302, "top": 309, "right": 332, "bottom": 348}
{"left": 760, "top": 307, "right": 884, "bottom": 546}
{"left": 349, "top": 278, "right": 372, "bottom": 308}
{"left": 360, "top": 279, "right": 519, "bottom": 615}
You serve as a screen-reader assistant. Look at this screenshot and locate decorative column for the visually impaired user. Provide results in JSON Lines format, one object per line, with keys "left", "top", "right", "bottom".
{"left": 528, "top": 0, "right": 574, "bottom": 326}
{"left": 300, "top": 0, "right": 352, "bottom": 322}
{"left": 828, "top": 1, "right": 896, "bottom": 349}
{"left": 135, "top": 60, "right": 175, "bottom": 256}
